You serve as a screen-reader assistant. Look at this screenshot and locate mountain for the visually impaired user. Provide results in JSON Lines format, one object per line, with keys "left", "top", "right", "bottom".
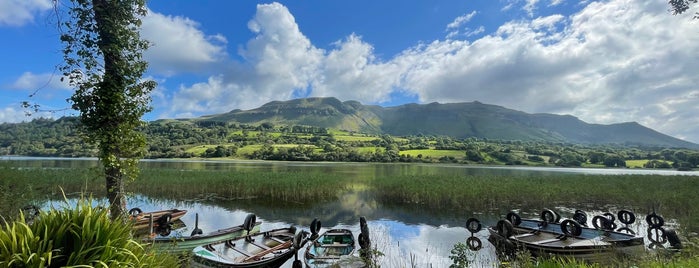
{"left": 198, "top": 97, "right": 698, "bottom": 149}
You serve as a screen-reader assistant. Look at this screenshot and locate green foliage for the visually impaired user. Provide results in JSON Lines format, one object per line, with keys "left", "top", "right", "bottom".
{"left": 58, "top": 0, "right": 155, "bottom": 218}
{"left": 448, "top": 242, "right": 471, "bottom": 268}
{"left": 0, "top": 196, "right": 178, "bottom": 267}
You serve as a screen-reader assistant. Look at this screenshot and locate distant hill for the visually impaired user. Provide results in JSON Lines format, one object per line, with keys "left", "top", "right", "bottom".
{"left": 198, "top": 97, "right": 699, "bottom": 149}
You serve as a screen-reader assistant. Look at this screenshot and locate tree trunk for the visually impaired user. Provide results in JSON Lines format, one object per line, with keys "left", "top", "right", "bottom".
{"left": 105, "top": 165, "right": 126, "bottom": 219}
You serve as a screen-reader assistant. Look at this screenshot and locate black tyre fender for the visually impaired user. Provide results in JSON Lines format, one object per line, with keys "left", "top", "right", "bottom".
{"left": 466, "top": 236, "right": 482, "bottom": 251}
{"left": 191, "top": 228, "right": 203, "bottom": 236}
{"left": 128, "top": 207, "right": 142, "bottom": 217}
{"left": 360, "top": 216, "right": 370, "bottom": 237}
{"left": 646, "top": 213, "right": 665, "bottom": 228}
{"left": 157, "top": 213, "right": 172, "bottom": 226}
{"left": 560, "top": 219, "right": 583, "bottom": 237}
{"left": 506, "top": 212, "right": 522, "bottom": 226}
{"left": 592, "top": 215, "right": 611, "bottom": 230}
{"left": 666, "top": 229, "right": 682, "bottom": 249}
{"left": 292, "top": 260, "right": 303, "bottom": 268}
{"left": 496, "top": 219, "right": 514, "bottom": 238}
{"left": 541, "top": 209, "right": 557, "bottom": 223}
{"left": 618, "top": 210, "right": 636, "bottom": 225}
{"left": 647, "top": 227, "right": 667, "bottom": 244}
{"left": 310, "top": 218, "right": 321, "bottom": 235}
{"left": 465, "top": 217, "right": 482, "bottom": 233}
{"left": 358, "top": 232, "right": 371, "bottom": 249}
{"left": 293, "top": 231, "right": 307, "bottom": 249}
{"left": 616, "top": 227, "right": 635, "bottom": 235}
{"left": 603, "top": 212, "right": 616, "bottom": 223}
{"left": 243, "top": 214, "right": 257, "bottom": 232}
{"left": 572, "top": 210, "right": 588, "bottom": 226}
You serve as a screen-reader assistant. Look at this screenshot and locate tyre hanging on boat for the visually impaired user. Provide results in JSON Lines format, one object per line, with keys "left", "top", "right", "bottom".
{"left": 128, "top": 207, "right": 142, "bottom": 217}
{"left": 243, "top": 213, "right": 257, "bottom": 232}
{"left": 618, "top": 210, "right": 636, "bottom": 225}
{"left": 646, "top": 212, "right": 665, "bottom": 228}
{"left": 310, "top": 218, "right": 321, "bottom": 235}
{"left": 573, "top": 209, "right": 588, "bottom": 226}
{"left": 466, "top": 217, "right": 482, "bottom": 233}
{"left": 540, "top": 209, "right": 559, "bottom": 223}
{"left": 560, "top": 219, "right": 583, "bottom": 236}
{"left": 506, "top": 212, "right": 522, "bottom": 226}
{"left": 496, "top": 219, "right": 514, "bottom": 238}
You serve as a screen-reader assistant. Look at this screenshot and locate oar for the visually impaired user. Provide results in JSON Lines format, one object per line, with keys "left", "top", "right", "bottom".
{"left": 242, "top": 240, "right": 292, "bottom": 262}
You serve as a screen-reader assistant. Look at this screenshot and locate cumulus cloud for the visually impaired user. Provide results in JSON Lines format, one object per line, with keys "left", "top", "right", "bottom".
{"left": 141, "top": 9, "right": 228, "bottom": 76}
{"left": 164, "top": 0, "right": 699, "bottom": 143}
{"left": 0, "top": 0, "right": 52, "bottom": 27}
{"left": 10, "top": 72, "right": 70, "bottom": 91}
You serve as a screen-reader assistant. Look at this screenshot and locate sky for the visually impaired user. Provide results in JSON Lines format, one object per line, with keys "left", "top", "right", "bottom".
{"left": 1, "top": 0, "right": 699, "bottom": 143}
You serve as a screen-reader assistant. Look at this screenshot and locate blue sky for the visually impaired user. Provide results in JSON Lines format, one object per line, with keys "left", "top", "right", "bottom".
{"left": 2, "top": 0, "right": 699, "bottom": 143}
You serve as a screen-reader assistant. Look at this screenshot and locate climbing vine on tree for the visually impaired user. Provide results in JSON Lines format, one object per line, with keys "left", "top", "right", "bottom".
{"left": 57, "top": 0, "right": 155, "bottom": 219}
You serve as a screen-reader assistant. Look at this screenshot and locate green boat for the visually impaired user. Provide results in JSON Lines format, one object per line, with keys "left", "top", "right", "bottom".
{"left": 145, "top": 213, "right": 261, "bottom": 254}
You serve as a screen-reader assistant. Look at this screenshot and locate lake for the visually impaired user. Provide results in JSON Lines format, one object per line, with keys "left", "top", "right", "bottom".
{"left": 3, "top": 157, "right": 694, "bottom": 267}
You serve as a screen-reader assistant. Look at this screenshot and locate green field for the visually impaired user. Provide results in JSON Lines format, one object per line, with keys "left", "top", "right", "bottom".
{"left": 399, "top": 149, "right": 464, "bottom": 158}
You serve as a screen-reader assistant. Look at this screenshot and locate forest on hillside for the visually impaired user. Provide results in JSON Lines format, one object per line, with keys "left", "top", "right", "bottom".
{"left": 1, "top": 117, "right": 698, "bottom": 170}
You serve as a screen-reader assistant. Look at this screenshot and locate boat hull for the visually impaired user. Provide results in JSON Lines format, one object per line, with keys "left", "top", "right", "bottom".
{"left": 130, "top": 209, "right": 187, "bottom": 230}
{"left": 145, "top": 222, "right": 262, "bottom": 254}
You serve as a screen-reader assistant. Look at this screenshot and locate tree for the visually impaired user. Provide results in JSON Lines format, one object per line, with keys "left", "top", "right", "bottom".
{"left": 58, "top": 0, "right": 155, "bottom": 219}
{"left": 669, "top": 0, "right": 698, "bottom": 17}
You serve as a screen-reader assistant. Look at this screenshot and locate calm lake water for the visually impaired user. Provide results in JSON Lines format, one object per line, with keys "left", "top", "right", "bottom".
{"left": 3, "top": 157, "right": 694, "bottom": 267}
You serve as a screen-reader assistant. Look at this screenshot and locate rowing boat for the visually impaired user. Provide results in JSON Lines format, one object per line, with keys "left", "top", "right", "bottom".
{"left": 488, "top": 210, "right": 644, "bottom": 263}
{"left": 191, "top": 225, "right": 308, "bottom": 268}
{"left": 145, "top": 213, "right": 261, "bottom": 254}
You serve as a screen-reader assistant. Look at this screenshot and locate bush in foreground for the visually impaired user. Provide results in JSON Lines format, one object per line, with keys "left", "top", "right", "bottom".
{"left": 0, "top": 196, "right": 178, "bottom": 267}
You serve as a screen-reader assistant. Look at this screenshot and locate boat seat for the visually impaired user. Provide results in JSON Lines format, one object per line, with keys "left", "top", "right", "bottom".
{"left": 514, "top": 233, "right": 536, "bottom": 239}
{"left": 324, "top": 232, "right": 349, "bottom": 236}
{"left": 250, "top": 241, "right": 271, "bottom": 250}
{"left": 531, "top": 238, "right": 561, "bottom": 245}
{"left": 319, "top": 243, "right": 350, "bottom": 247}
{"left": 312, "top": 255, "right": 342, "bottom": 259}
{"left": 270, "top": 237, "right": 286, "bottom": 244}
{"left": 224, "top": 241, "right": 253, "bottom": 257}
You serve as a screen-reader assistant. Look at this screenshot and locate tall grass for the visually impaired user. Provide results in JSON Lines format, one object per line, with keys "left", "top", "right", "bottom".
{"left": 134, "top": 169, "right": 350, "bottom": 203}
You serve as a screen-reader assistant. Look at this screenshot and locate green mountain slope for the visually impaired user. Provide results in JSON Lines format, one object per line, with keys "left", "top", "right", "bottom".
{"left": 197, "top": 97, "right": 698, "bottom": 149}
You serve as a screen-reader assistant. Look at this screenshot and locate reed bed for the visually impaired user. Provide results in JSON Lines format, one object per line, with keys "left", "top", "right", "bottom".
{"left": 369, "top": 173, "right": 699, "bottom": 231}
{"left": 133, "top": 169, "right": 350, "bottom": 203}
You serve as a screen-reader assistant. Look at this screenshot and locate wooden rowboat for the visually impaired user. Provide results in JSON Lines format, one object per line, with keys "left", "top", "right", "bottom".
{"left": 128, "top": 207, "right": 187, "bottom": 230}
{"left": 191, "top": 225, "right": 308, "bottom": 268}
{"left": 488, "top": 210, "right": 644, "bottom": 263}
{"left": 304, "top": 228, "right": 357, "bottom": 268}
{"left": 145, "top": 213, "right": 262, "bottom": 254}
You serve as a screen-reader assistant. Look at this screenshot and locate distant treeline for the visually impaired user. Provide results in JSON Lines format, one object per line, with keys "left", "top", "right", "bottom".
{"left": 1, "top": 117, "right": 698, "bottom": 169}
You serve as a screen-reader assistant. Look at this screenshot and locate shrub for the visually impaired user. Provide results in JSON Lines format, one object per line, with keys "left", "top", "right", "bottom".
{"left": 0, "top": 196, "right": 178, "bottom": 267}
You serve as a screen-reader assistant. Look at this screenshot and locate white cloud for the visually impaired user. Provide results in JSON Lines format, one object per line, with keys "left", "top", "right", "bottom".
{"left": 446, "top": 11, "right": 477, "bottom": 30}
{"left": 164, "top": 0, "right": 699, "bottom": 143}
{"left": 11, "top": 72, "right": 70, "bottom": 91}
{"left": 0, "top": 105, "right": 54, "bottom": 123}
{"left": 0, "top": 0, "right": 52, "bottom": 27}
{"left": 141, "top": 9, "right": 228, "bottom": 76}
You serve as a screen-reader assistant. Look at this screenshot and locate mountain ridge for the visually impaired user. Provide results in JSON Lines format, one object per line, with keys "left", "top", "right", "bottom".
{"left": 197, "top": 97, "right": 698, "bottom": 149}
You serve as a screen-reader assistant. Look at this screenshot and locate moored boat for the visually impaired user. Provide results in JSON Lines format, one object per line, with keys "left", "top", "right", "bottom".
{"left": 145, "top": 213, "right": 262, "bottom": 254}
{"left": 128, "top": 207, "right": 187, "bottom": 230}
{"left": 191, "top": 224, "right": 308, "bottom": 268}
{"left": 304, "top": 223, "right": 357, "bottom": 267}
{"left": 488, "top": 209, "right": 645, "bottom": 263}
